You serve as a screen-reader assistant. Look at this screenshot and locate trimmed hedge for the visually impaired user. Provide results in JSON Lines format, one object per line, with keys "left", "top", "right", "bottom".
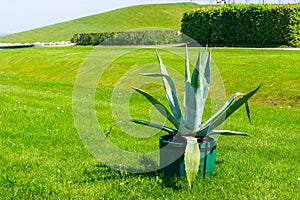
{"left": 71, "top": 29, "right": 183, "bottom": 46}
{"left": 70, "top": 32, "right": 117, "bottom": 45}
{"left": 181, "top": 4, "right": 300, "bottom": 47}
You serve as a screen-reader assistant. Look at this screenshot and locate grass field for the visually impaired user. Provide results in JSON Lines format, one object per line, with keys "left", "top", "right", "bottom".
{"left": 0, "top": 46, "right": 299, "bottom": 199}
{"left": 0, "top": 3, "right": 202, "bottom": 43}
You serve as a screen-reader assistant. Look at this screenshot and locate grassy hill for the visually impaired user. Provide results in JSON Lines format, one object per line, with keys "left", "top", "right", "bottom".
{"left": 0, "top": 3, "right": 202, "bottom": 43}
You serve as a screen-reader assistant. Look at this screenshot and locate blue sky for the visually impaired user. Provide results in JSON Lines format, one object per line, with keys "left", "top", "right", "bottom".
{"left": 0, "top": 0, "right": 200, "bottom": 33}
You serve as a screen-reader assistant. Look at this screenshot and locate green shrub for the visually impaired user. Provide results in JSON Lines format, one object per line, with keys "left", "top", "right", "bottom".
{"left": 71, "top": 32, "right": 117, "bottom": 46}
{"left": 181, "top": 4, "right": 300, "bottom": 47}
{"left": 71, "top": 29, "right": 184, "bottom": 46}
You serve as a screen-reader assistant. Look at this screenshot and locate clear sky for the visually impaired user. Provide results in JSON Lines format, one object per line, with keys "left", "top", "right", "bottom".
{"left": 0, "top": 0, "right": 199, "bottom": 33}
{"left": 0, "top": 0, "right": 296, "bottom": 33}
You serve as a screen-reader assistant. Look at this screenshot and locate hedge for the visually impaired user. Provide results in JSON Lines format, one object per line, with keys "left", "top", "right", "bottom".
{"left": 181, "top": 4, "right": 300, "bottom": 47}
{"left": 70, "top": 32, "right": 117, "bottom": 45}
{"left": 71, "top": 29, "right": 184, "bottom": 46}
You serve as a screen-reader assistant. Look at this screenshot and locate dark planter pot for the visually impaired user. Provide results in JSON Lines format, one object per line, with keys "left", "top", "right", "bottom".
{"left": 159, "top": 134, "right": 217, "bottom": 178}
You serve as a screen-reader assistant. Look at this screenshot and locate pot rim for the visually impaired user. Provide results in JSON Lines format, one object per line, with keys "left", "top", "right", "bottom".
{"left": 160, "top": 134, "right": 217, "bottom": 149}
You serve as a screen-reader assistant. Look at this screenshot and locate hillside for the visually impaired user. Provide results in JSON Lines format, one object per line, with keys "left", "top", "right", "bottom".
{"left": 0, "top": 3, "right": 202, "bottom": 43}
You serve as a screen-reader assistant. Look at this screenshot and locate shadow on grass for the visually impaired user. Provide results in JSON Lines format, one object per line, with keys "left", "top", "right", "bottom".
{"left": 215, "top": 159, "right": 225, "bottom": 165}
{"left": 82, "top": 161, "right": 184, "bottom": 190}
{"left": 160, "top": 175, "right": 183, "bottom": 190}
{"left": 81, "top": 154, "right": 224, "bottom": 190}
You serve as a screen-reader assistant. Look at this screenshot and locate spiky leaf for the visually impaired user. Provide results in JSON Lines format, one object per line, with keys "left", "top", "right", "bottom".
{"left": 129, "top": 119, "right": 177, "bottom": 135}
{"left": 197, "top": 84, "right": 261, "bottom": 137}
{"left": 133, "top": 87, "right": 180, "bottom": 129}
{"left": 191, "top": 51, "right": 202, "bottom": 89}
{"left": 184, "top": 136, "right": 200, "bottom": 190}
{"left": 198, "top": 51, "right": 211, "bottom": 121}
{"left": 185, "top": 45, "right": 191, "bottom": 83}
{"left": 198, "top": 92, "right": 244, "bottom": 135}
{"left": 184, "top": 50, "right": 210, "bottom": 132}
{"left": 156, "top": 50, "right": 182, "bottom": 122}
{"left": 184, "top": 81, "right": 200, "bottom": 132}
{"left": 207, "top": 130, "right": 250, "bottom": 136}
{"left": 215, "top": 84, "right": 261, "bottom": 127}
{"left": 204, "top": 51, "right": 211, "bottom": 86}
{"left": 245, "top": 101, "right": 251, "bottom": 123}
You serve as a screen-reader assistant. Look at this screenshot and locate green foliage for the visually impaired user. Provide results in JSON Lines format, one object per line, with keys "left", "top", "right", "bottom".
{"left": 71, "top": 32, "right": 117, "bottom": 46}
{"left": 71, "top": 29, "right": 183, "bottom": 46}
{"left": 181, "top": 4, "right": 300, "bottom": 47}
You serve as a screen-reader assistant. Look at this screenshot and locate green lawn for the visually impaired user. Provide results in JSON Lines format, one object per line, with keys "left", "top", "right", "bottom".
{"left": 0, "top": 46, "right": 299, "bottom": 199}
{"left": 0, "top": 3, "right": 202, "bottom": 43}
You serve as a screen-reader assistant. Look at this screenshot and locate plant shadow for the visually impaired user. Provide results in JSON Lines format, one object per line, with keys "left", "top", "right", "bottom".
{"left": 82, "top": 155, "right": 223, "bottom": 191}
{"left": 160, "top": 175, "right": 183, "bottom": 190}
{"left": 82, "top": 157, "right": 185, "bottom": 190}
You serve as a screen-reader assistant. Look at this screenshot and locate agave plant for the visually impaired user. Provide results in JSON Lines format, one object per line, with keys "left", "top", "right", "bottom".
{"left": 109, "top": 46, "right": 261, "bottom": 189}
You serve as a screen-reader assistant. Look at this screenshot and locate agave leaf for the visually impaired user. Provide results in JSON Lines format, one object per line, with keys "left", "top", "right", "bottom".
{"left": 185, "top": 49, "right": 210, "bottom": 130}
{"left": 191, "top": 51, "right": 202, "bottom": 89}
{"left": 133, "top": 87, "right": 180, "bottom": 129}
{"left": 106, "top": 119, "right": 129, "bottom": 137}
{"left": 183, "top": 45, "right": 196, "bottom": 132}
{"left": 184, "top": 136, "right": 200, "bottom": 190}
{"left": 106, "top": 119, "right": 177, "bottom": 137}
{"left": 198, "top": 51, "right": 211, "bottom": 120}
{"left": 184, "top": 81, "right": 200, "bottom": 132}
{"left": 185, "top": 45, "right": 191, "bottom": 83}
{"left": 139, "top": 73, "right": 183, "bottom": 122}
{"left": 245, "top": 101, "right": 251, "bottom": 123}
{"left": 204, "top": 51, "right": 211, "bottom": 87}
{"left": 207, "top": 130, "right": 251, "bottom": 136}
{"left": 178, "top": 123, "right": 194, "bottom": 136}
{"left": 201, "top": 44, "right": 208, "bottom": 64}
{"left": 156, "top": 50, "right": 182, "bottom": 122}
{"left": 222, "top": 84, "right": 261, "bottom": 122}
{"left": 129, "top": 119, "right": 177, "bottom": 135}
{"left": 191, "top": 48, "right": 210, "bottom": 89}
{"left": 198, "top": 92, "right": 244, "bottom": 134}
{"left": 197, "top": 84, "right": 261, "bottom": 137}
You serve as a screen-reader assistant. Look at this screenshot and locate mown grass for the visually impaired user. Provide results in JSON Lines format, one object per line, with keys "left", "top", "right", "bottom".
{"left": 0, "top": 46, "right": 299, "bottom": 199}
{"left": 0, "top": 3, "right": 202, "bottom": 43}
